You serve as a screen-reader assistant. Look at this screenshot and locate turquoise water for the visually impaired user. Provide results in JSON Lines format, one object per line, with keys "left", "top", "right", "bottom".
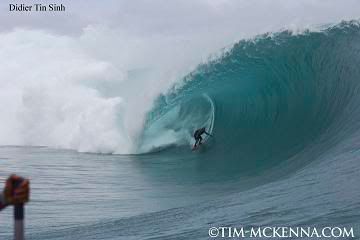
{"left": 1, "top": 22, "right": 360, "bottom": 239}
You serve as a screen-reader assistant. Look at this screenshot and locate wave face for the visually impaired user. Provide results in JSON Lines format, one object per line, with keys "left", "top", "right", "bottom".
{"left": 139, "top": 22, "right": 360, "bottom": 176}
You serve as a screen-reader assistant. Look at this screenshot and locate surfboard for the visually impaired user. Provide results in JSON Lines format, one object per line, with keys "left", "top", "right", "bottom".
{"left": 192, "top": 143, "right": 203, "bottom": 151}
{"left": 192, "top": 142, "right": 201, "bottom": 150}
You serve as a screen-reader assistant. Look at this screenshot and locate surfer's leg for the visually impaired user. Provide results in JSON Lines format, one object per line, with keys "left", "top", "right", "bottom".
{"left": 199, "top": 136, "right": 203, "bottom": 145}
{"left": 194, "top": 138, "right": 199, "bottom": 147}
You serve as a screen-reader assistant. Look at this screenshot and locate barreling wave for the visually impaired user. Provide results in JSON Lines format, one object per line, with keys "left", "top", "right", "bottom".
{"left": 138, "top": 21, "right": 360, "bottom": 175}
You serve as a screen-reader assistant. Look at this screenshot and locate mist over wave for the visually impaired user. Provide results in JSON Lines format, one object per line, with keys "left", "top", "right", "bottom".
{"left": 0, "top": 27, "right": 222, "bottom": 153}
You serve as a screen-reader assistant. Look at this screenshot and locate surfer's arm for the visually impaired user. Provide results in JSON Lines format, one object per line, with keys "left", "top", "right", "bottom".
{"left": 204, "top": 131, "right": 212, "bottom": 136}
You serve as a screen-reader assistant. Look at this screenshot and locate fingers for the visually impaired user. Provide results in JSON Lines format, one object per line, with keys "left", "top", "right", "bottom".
{"left": 17, "top": 179, "right": 29, "bottom": 191}
{"left": 14, "top": 179, "right": 30, "bottom": 204}
{"left": 14, "top": 180, "right": 29, "bottom": 194}
{"left": 7, "top": 174, "right": 22, "bottom": 183}
{"left": 4, "top": 175, "right": 30, "bottom": 205}
{"left": 5, "top": 174, "right": 23, "bottom": 188}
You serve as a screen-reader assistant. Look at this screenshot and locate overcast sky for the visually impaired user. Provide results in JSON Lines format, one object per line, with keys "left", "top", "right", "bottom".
{"left": 1, "top": 0, "right": 360, "bottom": 37}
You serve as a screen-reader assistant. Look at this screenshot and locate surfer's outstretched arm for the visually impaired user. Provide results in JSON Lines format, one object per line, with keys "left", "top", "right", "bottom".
{"left": 204, "top": 131, "right": 212, "bottom": 137}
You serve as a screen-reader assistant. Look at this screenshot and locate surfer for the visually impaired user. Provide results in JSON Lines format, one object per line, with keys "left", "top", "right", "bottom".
{"left": 193, "top": 127, "right": 211, "bottom": 148}
{"left": 0, "top": 175, "right": 30, "bottom": 211}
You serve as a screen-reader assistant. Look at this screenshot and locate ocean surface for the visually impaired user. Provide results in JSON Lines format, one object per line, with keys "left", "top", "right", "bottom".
{"left": 1, "top": 21, "right": 360, "bottom": 239}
